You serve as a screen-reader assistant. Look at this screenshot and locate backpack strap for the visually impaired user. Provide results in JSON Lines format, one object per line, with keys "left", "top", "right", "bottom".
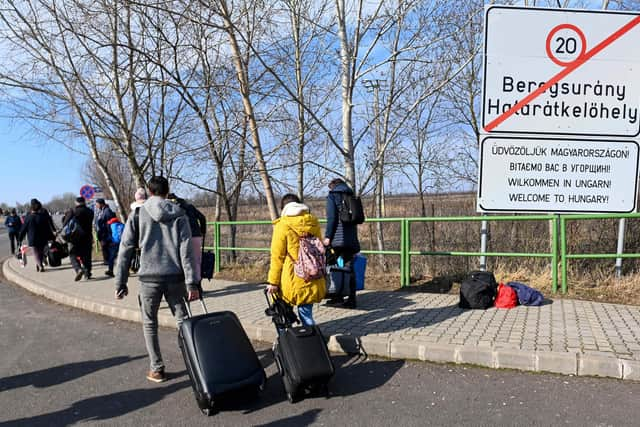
{"left": 285, "top": 225, "right": 299, "bottom": 264}
{"left": 131, "top": 207, "right": 141, "bottom": 248}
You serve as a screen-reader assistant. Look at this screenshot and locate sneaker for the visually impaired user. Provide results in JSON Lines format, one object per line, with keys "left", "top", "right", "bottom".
{"left": 85, "top": 271, "right": 92, "bottom": 280}
{"left": 325, "top": 298, "right": 344, "bottom": 306}
{"left": 105, "top": 270, "right": 114, "bottom": 277}
{"left": 74, "top": 270, "right": 84, "bottom": 281}
{"left": 39, "top": 265, "right": 45, "bottom": 273}
{"left": 146, "top": 369, "right": 167, "bottom": 383}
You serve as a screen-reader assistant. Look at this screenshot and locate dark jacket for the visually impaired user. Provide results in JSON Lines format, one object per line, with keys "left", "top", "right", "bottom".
{"left": 18, "top": 209, "right": 55, "bottom": 248}
{"left": 325, "top": 182, "right": 360, "bottom": 252}
{"left": 172, "top": 197, "right": 207, "bottom": 238}
{"left": 95, "top": 205, "right": 115, "bottom": 241}
{"left": 73, "top": 205, "right": 95, "bottom": 247}
{"left": 4, "top": 214, "right": 21, "bottom": 233}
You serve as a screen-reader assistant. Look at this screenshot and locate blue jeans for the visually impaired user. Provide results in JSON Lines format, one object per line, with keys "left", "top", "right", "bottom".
{"left": 107, "top": 243, "right": 118, "bottom": 272}
{"left": 297, "top": 304, "right": 314, "bottom": 326}
{"left": 276, "top": 303, "right": 315, "bottom": 335}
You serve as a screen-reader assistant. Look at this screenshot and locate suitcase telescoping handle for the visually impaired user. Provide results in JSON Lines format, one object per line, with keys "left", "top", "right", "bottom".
{"left": 264, "top": 287, "right": 273, "bottom": 307}
{"left": 184, "top": 293, "right": 208, "bottom": 318}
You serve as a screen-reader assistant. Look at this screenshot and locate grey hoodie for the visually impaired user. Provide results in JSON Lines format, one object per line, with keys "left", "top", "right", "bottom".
{"left": 115, "top": 195, "right": 197, "bottom": 291}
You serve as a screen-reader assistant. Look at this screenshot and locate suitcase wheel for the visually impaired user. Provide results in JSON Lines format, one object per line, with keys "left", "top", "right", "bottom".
{"left": 200, "top": 399, "right": 217, "bottom": 416}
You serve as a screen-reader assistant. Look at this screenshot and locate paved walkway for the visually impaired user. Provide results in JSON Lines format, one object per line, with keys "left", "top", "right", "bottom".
{"left": 3, "top": 256, "right": 640, "bottom": 381}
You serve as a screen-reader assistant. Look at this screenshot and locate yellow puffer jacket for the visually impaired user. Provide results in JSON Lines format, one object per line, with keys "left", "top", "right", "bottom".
{"left": 267, "top": 203, "right": 326, "bottom": 306}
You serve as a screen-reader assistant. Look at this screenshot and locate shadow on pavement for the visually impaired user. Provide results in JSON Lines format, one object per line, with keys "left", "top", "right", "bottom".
{"left": 0, "top": 380, "right": 191, "bottom": 427}
{"left": 320, "top": 291, "right": 462, "bottom": 336}
{"left": 253, "top": 409, "right": 322, "bottom": 427}
{"left": 231, "top": 349, "right": 404, "bottom": 415}
{"left": 201, "top": 282, "right": 263, "bottom": 298}
{"left": 0, "top": 355, "right": 146, "bottom": 392}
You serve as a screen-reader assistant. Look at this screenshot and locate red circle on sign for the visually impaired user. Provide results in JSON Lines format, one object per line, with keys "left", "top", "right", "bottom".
{"left": 80, "top": 185, "right": 95, "bottom": 200}
{"left": 545, "top": 23, "right": 587, "bottom": 67}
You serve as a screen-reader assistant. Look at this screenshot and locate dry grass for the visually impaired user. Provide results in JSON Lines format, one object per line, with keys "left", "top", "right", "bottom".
{"left": 214, "top": 259, "right": 640, "bottom": 305}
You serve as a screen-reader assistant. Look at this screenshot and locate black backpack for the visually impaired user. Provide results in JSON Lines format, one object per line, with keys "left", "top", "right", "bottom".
{"left": 459, "top": 271, "right": 498, "bottom": 309}
{"left": 339, "top": 194, "right": 365, "bottom": 224}
{"left": 63, "top": 216, "right": 86, "bottom": 244}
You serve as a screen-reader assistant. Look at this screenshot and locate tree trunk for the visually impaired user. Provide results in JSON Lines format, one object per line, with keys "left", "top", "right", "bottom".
{"left": 335, "top": 0, "right": 356, "bottom": 190}
{"left": 218, "top": 0, "right": 278, "bottom": 219}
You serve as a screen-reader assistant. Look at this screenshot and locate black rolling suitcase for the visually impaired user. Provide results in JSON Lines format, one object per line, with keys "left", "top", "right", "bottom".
{"left": 44, "top": 240, "right": 63, "bottom": 267}
{"left": 179, "top": 298, "right": 266, "bottom": 416}
{"left": 264, "top": 290, "right": 334, "bottom": 403}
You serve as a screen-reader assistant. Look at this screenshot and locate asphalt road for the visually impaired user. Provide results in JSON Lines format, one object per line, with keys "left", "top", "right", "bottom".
{"left": 1, "top": 228, "right": 640, "bottom": 426}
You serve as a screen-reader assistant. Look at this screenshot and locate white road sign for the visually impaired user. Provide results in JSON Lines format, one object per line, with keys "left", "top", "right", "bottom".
{"left": 478, "top": 137, "right": 639, "bottom": 213}
{"left": 482, "top": 6, "right": 640, "bottom": 137}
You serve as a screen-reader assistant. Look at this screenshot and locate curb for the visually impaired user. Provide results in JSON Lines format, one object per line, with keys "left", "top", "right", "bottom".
{"left": 3, "top": 259, "right": 638, "bottom": 381}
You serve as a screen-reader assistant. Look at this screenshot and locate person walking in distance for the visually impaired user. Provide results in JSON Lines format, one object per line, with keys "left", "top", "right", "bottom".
{"left": 5, "top": 209, "right": 22, "bottom": 255}
{"left": 128, "top": 188, "right": 147, "bottom": 273}
{"left": 65, "top": 197, "right": 95, "bottom": 281}
{"left": 323, "top": 178, "right": 361, "bottom": 308}
{"left": 18, "top": 199, "right": 56, "bottom": 272}
{"left": 130, "top": 188, "right": 147, "bottom": 211}
{"left": 114, "top": 176, "right": 199, "bottom": 383}
{"left": 94, "top": 198, "right": 115, "bottom": 265}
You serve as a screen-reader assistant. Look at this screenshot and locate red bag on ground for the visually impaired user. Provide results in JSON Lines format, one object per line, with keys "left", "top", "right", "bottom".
{"left": 494, "top": 283, "right": 518, "bottom": 309}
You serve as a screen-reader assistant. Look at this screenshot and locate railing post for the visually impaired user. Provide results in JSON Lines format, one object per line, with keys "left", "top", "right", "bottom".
{"left": 214, "top": 222, "right": 221, "bottom": 273}
{"left": 400, "top": 219, "right": 408, "bottom": 287}
{"left": 615, "top": 218, "right": 626, "bottom": 278}
{"left": 405, "top": 219, "right": 411, "bottom": 287}
{"left": 560, "top": 216, "right": 567, "bottom": 294}
{"left": 551, "top": 214, "right": 558, "bottom": 294}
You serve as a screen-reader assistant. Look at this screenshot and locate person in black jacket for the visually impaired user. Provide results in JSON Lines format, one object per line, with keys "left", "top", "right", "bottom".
{"left": 5, "top": 209, "right": 22, "bottom": 255}
{"left": 323, "top": 178, "right": 361, "bottom": 308}
{"left": 168, "top": 193, "right": 207, "bottom": 285}
{"left": 66, "top": 197, "right": 95, "bottom": 281}
{"left": 18, "top": 199, "right": 56, "bottom": 272}
{"left": 94, "top": 198, "right": 115, "bottom": 265}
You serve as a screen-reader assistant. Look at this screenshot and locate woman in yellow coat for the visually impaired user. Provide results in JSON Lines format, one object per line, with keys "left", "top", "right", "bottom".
{"left": 266, "top": 194, "right": 326, "bottom": 325}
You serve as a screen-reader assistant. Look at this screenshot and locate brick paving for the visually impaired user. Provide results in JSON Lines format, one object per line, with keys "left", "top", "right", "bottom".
{"left": 4, "top": 256, "right": 640, "bottom": 380}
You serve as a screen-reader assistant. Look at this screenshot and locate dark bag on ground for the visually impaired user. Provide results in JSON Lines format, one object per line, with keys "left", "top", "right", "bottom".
{"left": 339, "top": 194, "right": 365, "bottom": 224}
{"left": 201, "top": 251, "right": 215, "bottom": 281}
{"left": 326, "top": 265, "right": 351, "bottom": 297}
{"left": 264, "top": 290, "right": 334, "bottom": 403}
{"left": 506, "top": 281, "right": 544, "bottom": 306}
{"left": 459, "top": 270, "right": 498, "bottom": 309}
{"left": 44, "top": 240, "right": 64, "bottom": 267}
{"left": 179, "top": 300, "right": 266, "bottom": 416}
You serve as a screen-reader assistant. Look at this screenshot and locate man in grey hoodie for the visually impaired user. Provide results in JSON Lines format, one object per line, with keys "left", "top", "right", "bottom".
{"left": 114, "top": 176, "right": 199, "bottom": 383}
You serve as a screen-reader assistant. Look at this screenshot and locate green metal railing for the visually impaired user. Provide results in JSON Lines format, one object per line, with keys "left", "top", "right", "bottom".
{"left": 403, "top": 215, "right": 558, "bottom": 291}
{"left": 560, "top": 213, "right": 640, "bottom": 294}
{"left": 205, "top": 214, "right": 564, "bottom": 291}
{"left": 204, "top": 213, "right": 640, "bottom": 293}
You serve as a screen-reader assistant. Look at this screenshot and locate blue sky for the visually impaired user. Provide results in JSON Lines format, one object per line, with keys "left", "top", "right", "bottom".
{"left": 0, "top": 116, "right": 87, "bottom": 206}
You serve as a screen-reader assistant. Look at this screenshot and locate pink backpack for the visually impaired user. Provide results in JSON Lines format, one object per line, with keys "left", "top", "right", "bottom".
{"left": 289, "top": 232, "right": 326, "bottom": 281}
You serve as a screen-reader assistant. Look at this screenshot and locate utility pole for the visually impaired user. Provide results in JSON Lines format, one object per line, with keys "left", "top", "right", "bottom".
{"left": 363, "top": 78, "right": 388, "bottom": 271}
